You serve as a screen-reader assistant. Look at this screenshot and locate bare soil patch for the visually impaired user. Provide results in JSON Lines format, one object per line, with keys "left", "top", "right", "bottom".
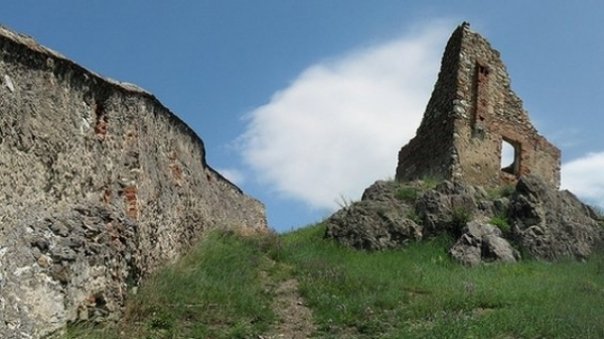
{"left": 261, "top": 278, "right": 315, "bottom": 339}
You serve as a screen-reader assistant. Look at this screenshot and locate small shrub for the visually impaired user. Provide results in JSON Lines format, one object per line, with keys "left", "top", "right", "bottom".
{"left": 500, "top": 185, "right": 515, "bottom": 197}
{"left": 487, "top": 185, "right": 516, "bottom": 200}
{"left": 420, "top": 176, "right": 440, "bottom": 190}
{"left": 406, "top": 210, "right": 422, "bottom": 224}
{"left": 149, "top": 311, "right": 174, "bottom": 330}
{"left": 394, "top": 186, "right": 418, "bottom": 202}
{"left": 451, "top": 208, "right": 471, "bottom": 234}
{"left": 396, "top": 186, "right": 418, "bottom": 203}
{"left": 335, "top": 194, "right": 354, "bottom": 209}
{"left": 490, "top": 214, "right": 511, "bottom": 234}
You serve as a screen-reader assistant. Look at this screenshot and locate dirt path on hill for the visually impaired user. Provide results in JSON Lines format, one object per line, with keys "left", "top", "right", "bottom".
{"left": 261, "top": 278, "right": 315, "bottom": 339}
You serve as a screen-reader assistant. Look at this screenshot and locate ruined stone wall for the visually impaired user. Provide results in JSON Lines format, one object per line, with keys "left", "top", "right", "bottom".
{"left": 395, "top": 25, "right": 464, "bottom": 182}
{"left": 452, "top": 25, "right": 560, "bottom": 188}
{"left": 0, "top": 26, "right": 266, "bottom": 338}
{"left": 396, "top": 23, "right": 560, "bottom": 188}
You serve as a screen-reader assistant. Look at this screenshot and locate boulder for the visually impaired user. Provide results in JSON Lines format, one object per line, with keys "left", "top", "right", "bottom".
{"left": 360, "top": 180, "right": 401, "bottom": 203}
{"left": 510, "top": 175, "right": 602, "bottom": 260}
{"left": 449, "top": 221, "right": 519, "bottom": 266}
{"left": 325, "top": 181, "right": 422, "bottom": 250}
{"left": 415, "top": 180, "right": 480, "bottom": 236}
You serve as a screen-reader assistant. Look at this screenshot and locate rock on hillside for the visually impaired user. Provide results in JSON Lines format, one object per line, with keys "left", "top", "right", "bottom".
{"left": 0, "top": 26, "right": 266, "bottom": 338}
{"left": 325, "top": 180, "right": 422, "bottom": 250}
{"left": 325, "top": 176, "right": 603, "bottom": 266}
{"left": 511, "top": 175, "right": 603, "bottom": 260}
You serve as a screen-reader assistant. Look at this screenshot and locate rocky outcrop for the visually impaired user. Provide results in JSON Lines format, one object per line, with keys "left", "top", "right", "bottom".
{"left": 509, "top": 176, "right": 602, "bottom": 260}
{"left": 0, "top": 26, "right": 266, "bottom": 338}
{"left": 325, "top": 181, "right": 422, "bottom": 250}
{"left": 325, "top": 176, "right": 603, "bottom": 266}
{"left": 413, "top": 180, "right": 484, "bottom": 236}
{"left": 449, "top": 221, "right": 519, "bottom": 266}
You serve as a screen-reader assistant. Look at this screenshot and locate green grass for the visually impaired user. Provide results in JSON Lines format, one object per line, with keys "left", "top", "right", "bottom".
{"left": 406, "top": 209, "right": 422, "bottom": 224}
{"left": 489, "top": 214, "right": 511, "bottom": 234}
{"left": 419, "top": 176, "right": 440, "bottom": 190}
{"left": 279, "top": 224, "right": 604, "bottom": 338}
{"left": 391, "top": 177, "right": 442, "bottom": 204}
{"left": 65, "top": 224, "right": 604, "bottom": 339}
{"left": 450, "top": 207, "right": 472, "bottom": 235}
{"left": 395, "top": 186, "right": 418, "bottom": 203}
{"left": 65, "top": 231, "right": 279, "bottom": 339}
{"left": 486, "top": 184, "right": 516, "bottom": 200}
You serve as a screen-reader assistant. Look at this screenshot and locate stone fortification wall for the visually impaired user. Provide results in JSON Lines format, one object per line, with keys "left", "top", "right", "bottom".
{"left": 395, "top": 24, "right": 464, "bottom": 182}
{"left": 396, "top": 23, "right": 560, "bottom": 188}
{"left": 451, "top": 24, "right": 560, "bottom": 187}
{"left": 0, "top": 26, "right": 266, "bottom": 338}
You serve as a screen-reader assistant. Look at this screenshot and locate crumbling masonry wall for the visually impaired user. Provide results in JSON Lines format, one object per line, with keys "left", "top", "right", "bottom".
{"left": 0, "top": 26, "right": 266, "bottom": 338}
{"left": 396, "top": 23, "right": 560, "bottom": 188}
{"left": 395, "top": 26, "right": 464, "bottom": 182}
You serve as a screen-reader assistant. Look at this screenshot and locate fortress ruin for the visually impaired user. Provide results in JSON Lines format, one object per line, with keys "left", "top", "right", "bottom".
{"left": 396, "top": 23, "right": 561, "bottom": 188}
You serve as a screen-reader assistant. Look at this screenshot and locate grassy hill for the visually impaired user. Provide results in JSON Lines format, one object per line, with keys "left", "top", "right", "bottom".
{"left": 65, "top": 224, "right": 604, "bottom": 338}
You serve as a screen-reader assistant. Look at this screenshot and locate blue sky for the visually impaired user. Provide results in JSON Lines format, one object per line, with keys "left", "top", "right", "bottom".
{"left": 3, "top": 1, "right": 604, "bottom": 231}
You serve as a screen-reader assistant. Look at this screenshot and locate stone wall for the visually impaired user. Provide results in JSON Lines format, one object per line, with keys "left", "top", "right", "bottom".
{"left": 395, "top": 25, "right": 463, "bottom": 182}
{"left": 452, "top": 24, "right": 560, "bottom": 188}
{"left": 396, "top": 23, "right": 561, "bottom": 188}
{"left": 0, "top": 26, "right": 266, "bottom": 338}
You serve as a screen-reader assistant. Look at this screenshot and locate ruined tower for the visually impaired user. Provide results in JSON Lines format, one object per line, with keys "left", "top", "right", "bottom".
{"left": 395, "top": 23, "right": 560, "bottom": 188}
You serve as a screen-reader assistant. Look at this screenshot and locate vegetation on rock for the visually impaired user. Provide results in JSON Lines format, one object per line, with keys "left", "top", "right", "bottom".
{"left": 395, "top": 185, "right": 418, "bottom": 203}
{"left": 489, "top": 213, "right": 511, "bottom": 234}
{"left": 325, "top": 175, "right": 603, "bottom": 265}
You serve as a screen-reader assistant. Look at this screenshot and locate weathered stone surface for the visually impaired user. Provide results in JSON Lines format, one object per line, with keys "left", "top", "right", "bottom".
{"left": 483, "top": 234, "right": 518, "bottom": 262}
{"left": 395, "top": 22, "right": 560, "bottom": 189}
{"left": 509, "top": 175, "right": 601, "bottom": 260}
{"left": 325, "top": 181, "right": 422, "bottom": 250}
{"left": 415, "top": 180, "right": 481, "bottom": 235}
{"left": 0, "top": 25, "right": 267, "bottom": 338}
{"left": 0, "top": 204, "right": 138, "bottom": 338}
{"left": 326, "top": 177, "right": 602, "bottom": 267}
{"left": 449, "top": 221, "right": 519, "bottom": 266}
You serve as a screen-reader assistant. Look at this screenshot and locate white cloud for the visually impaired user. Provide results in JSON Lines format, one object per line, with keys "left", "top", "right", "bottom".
{"left": 562, "top": 152, "right": 604, "bottom": 208}
{"left": 238, "top": 22, "right": 451, "bottom": 210}
{"left": 216, "top": 168, "right": 246, "bottom": 186}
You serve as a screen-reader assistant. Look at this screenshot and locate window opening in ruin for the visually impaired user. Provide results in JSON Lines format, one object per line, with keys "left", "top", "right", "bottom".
{"left": 501, "top": 138, "right": 520, "bottom": 175}
{"left": 477, "top": 64, "right": 489, "bottom": 76}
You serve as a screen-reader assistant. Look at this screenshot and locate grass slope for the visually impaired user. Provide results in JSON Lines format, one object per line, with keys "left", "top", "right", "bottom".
{"left": 65, "top": 232, "right": 279, "bottom": 338}
{"left": 281, "top": 225, "right": 604, "bottom": 338}
{"left": 66, "top": 224, "right": 604, "bottom": 338}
